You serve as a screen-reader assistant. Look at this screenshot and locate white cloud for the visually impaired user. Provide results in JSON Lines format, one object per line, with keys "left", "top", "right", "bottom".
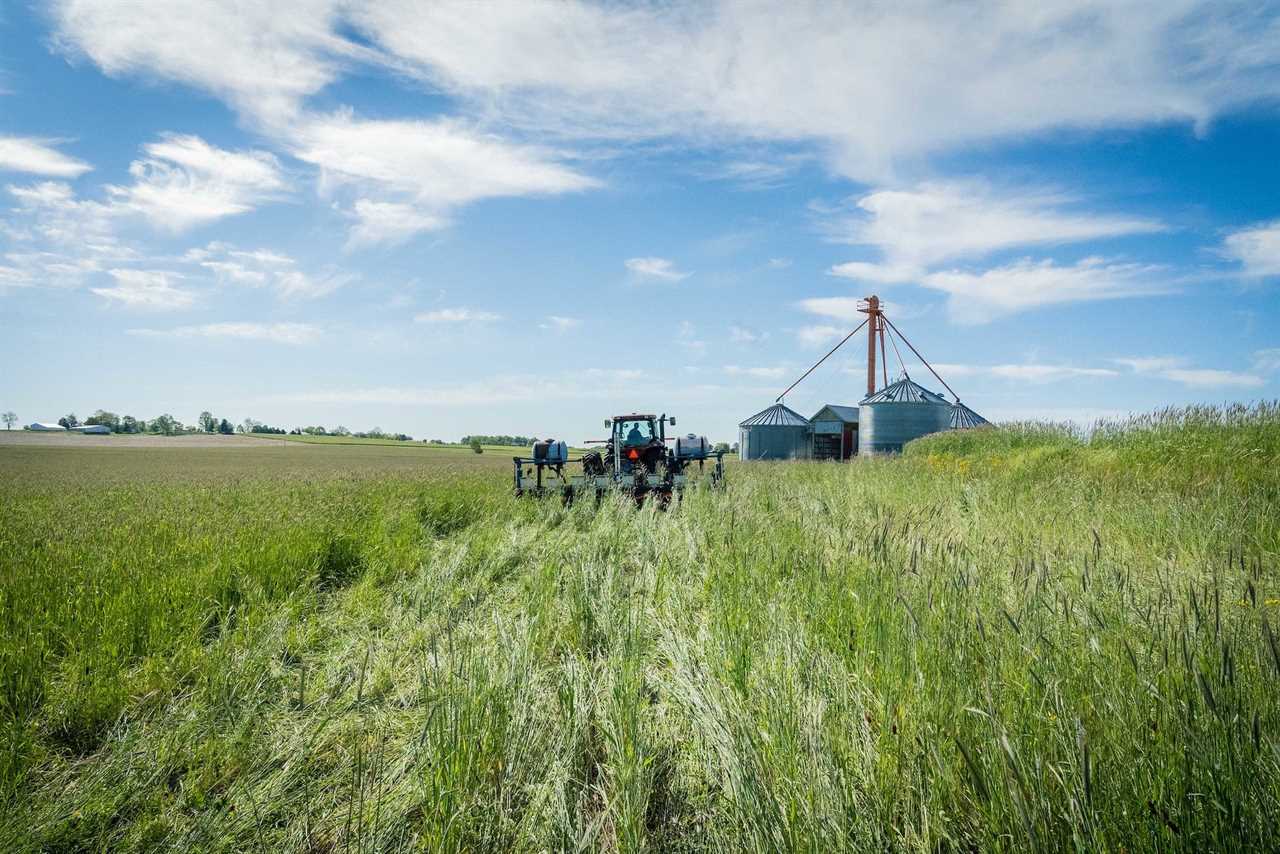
{"left": 931, "top": 362, "right": 1120, "bottom": 383}
{"left": 1221, "top": 220, "right": 1280, "bottom": 279}
{"left": 920, "top": 257, "right": 1168, "bottom": 324}
{"left": 1116, "top": 355, "right": 1263, "bottom": 388}
{"left": 625, "top": 256, "right": 690, "bottom": 281}
{"left": 90, "top": 269, "right": 194, "bottom": 309}
{"left": 0, "top": 266, "right": 35, "bottom": 288}
{"left": 0, "top": 136, "right": 92, "bottom": 177}
{"left": 729, "top": 325, "right": 768, "bottom": 344}
{"left": 724, "top": 364, "right": 787, "bottom": 380}
{"left": 1114, "top": 356, "right": 1183, "bottom": 374}
{"left": 767, "top": 258, "right": 792, "bottom": 269}
{"left": 350, "top": 2, "right": 1280, "bottom": 180}
{"left": 4, "top": 181, "right": 115, "bottom": 247}
{"left": 106, "top": 134, "right": 286, "bottom": 232}
{"left": 127, "top": 321, "right": 321, "bottom": 344}
{"left": 797, "top": 324, "right": 844, "bottom": 347}
{"left": 183, "top": 241, "right": 353, "bottom": 299}
{"left": 414, "top": 307, "right": 501, "bottom": 323}
{"left": 293, "top": 113, "right": 596, "bottom": 244}
{"left": 1158, "top": 368, "right": 1264, "bottom": 388}
{"left": 51, "top": 0, "right": 359, "bottom": 127}
{"left": 540, "top": 315, "right": 582, "bottom": 332}
{"left": 827, "top": 182, "right": 1163, "bottom": 277}
{"left": 347, "top": 200, "right": 447, "bottom": 248}
{"left": 282, "top": 368, "right": 652, "bottom": 407}
{"left": 275, "top": 269, "right": 355, "bottom": 299}
{"left": 1253, "top": 348, "right": 1280, "bottom": 375}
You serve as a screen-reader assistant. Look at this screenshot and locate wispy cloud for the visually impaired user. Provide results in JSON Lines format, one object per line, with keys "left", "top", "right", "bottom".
{"left": 625, "top": 256, "right": 690, "bottom": 281}
{"left": 539, "top": 315, "right": 581, "bottom": 332}
{"left": 724, "top": 364, "right": 787, "bottom": 380}
{"left": 280, "top": 369, "right": 653, "bottom": 407}
{"left": 796, "top": 324, "right": 844, "bottom": 347}
{"left": 918, "top": 258, "right": 1169, "bottom": 324}
{"left": 1116, "top": 356, "right": 1264, "bottom": 388}
{"left": 1221, "top": 219, "right": 1280, "bottom": 279}
{"left": 348, "top": 2, "right": 1280, "bottom": 181}
{"left": 183, "top": 241, "right": 355, "bottom": 299}
{"left": 826, "top": 182, "right": 1162, "bottom": 276}
{"left": 90, "top": 269, "right": 194, "bottom": 309}
{"left": 128, "top": 321, "right": 321, "bottom": 344}
{"left": 106, "top": 134, "right": 287, "bottom": 232}
{"left": 823, "top": 182, "right": 1169, "bottom": 322}
{"left": 0, "top": 136, "right": 92, "bottom": 177}
{"left": 292, "top": 113, "right": 597, "bottom": 246}
{"left": 1253, "top": 348, "right": 1280, "bottom": 375}
{"left": 414, "top": 307, "right": 501, "bottom": 323}
{"left": 729, "top": 325, "right": 768, "bottom": 344}
{"left": 931, "top": 362, "right": 1120, "bottom": 383}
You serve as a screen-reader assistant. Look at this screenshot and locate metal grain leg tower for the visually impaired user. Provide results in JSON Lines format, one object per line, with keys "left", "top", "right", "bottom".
{"left": 774, "top": 295, "right": 988, "bottom": 455}
{"left": 513, "top": 412, "right": 725, "bottom": 503}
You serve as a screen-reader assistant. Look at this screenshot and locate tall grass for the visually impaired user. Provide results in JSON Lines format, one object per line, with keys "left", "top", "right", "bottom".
{"left": 1, "top": 406, "right": 1278, "bottom": 851}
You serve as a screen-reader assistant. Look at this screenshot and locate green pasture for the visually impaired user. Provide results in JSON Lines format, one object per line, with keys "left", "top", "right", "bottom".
{"left": 0, "top": 404, "right": 1277, "bottom": 851}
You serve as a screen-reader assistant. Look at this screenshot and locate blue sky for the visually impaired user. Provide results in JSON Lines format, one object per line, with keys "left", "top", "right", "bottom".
{"left": 2, "top": 1, "right": 1279, "bottom": 444}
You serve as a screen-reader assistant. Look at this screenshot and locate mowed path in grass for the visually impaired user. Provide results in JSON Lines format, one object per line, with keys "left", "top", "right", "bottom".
{"left": 0, "top": 407, "right": 1278, "bottom": 852}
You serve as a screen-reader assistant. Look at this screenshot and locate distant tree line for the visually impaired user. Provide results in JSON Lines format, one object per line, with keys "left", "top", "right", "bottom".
{"left": 459, "top": 435, "right": 537, "bottom": 447}
{"left": 4, "top": 409, "right": 419, "bottom": 440}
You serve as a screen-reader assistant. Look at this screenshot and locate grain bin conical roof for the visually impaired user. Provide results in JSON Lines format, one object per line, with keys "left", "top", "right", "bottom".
{"left": 949, "top": 401, "right": 989, "bottom": 429}
{"left": 860, "top": 376, "right": 949, "bottom": 405}
{"left": 739, "top": 402, "right": 810, "bottom": 427}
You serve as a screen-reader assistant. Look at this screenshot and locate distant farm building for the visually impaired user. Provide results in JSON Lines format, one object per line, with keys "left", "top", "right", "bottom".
{"left": 810, "top": 404, "right": 858, "bottom": 461}
{"left": 27, "top": 422, "right": 66, "bottom": 431}
{"left": 70, "top": 424, "right": 111, "bottom": 434}
{"left": 738, "top": 403, "right": 811, "bottom": 461}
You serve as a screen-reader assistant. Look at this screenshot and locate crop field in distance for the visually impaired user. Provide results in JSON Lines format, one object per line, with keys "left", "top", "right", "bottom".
{"left": 1, "top": 403, "right": 1278, "bottom": 851}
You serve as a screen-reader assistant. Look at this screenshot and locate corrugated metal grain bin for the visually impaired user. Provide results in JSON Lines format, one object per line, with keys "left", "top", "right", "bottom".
{"left": 738, "top": 403, "right": 812, "bottom": 461}
{"left": 858, "top": 378, "right": 951, "bottom": 455}
{"left": 949, "top": 402, "right": 989, "bottom": 429}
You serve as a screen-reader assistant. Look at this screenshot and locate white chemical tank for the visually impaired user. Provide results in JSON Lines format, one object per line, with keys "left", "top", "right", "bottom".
{"left": 674, "top": 434, "right": 711, "bottom": 459}
{"left": 531, "top": 439, "right": 568, "bottom": 464}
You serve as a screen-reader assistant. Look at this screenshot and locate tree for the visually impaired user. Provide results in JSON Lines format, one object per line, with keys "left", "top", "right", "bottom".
{"left": 86, "top": 410, "right": 121, "bottom": 432}
{"left": 58, "top": 413, "right": 80, "bottom": 429}
{"left": 239, "top": 418, "right": 260, "bottom": 434}
{"left": 331, "top": 425, "right": 350, "bottom": 436}
{"left": 2, "top": 411, "right": 15, "bottom": 430}
{"left": 731, "top": 442, "right": 740, "bottom": 454}
{"left": 149, "top": 414, "right": 178, "bottom": 436}
{"left": 198, "top": 411, "right": 217, "bottom": 433}
{"left": 470, "top": 438, "right": 484, "bottom": 454}
{"left": 218, "top": 418, "right": 233, "bottom": 435}
{"left": 714, "top": 442, "right": 731, "bottom": 454}
{"left": 121, "top": 415, "right": 142, "bottom": 434}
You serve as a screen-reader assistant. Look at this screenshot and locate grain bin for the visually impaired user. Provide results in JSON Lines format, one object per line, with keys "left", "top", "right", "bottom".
{"left": 858, "top": 377, "right": 951, "bottom": 455}
{"left": 949, "top": 401, "right": 989, "bottom": 429}
{"left": 738, "top": 403, "right": 811, "bottom": 461}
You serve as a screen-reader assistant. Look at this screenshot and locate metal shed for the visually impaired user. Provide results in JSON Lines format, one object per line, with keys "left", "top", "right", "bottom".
{"left": 949, "top": 402, "right": 989, "bottom": 429}
{"left": 858, "top": 377, "right": 952, "bottom": 455}
{"left": 738, "top": 403, "right": 811, "bottom": 461}
{"left": 809, "top": 404, "right": 858, "bottom": 460}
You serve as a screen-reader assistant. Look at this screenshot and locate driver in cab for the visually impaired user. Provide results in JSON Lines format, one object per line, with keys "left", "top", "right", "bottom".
{"left": 625, "top": 422, "right": 645, "bottom": 445}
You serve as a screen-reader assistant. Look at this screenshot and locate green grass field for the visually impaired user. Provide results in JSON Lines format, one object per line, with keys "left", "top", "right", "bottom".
{"left": 1, "top": 404, "right": 1277, "bottom": 851}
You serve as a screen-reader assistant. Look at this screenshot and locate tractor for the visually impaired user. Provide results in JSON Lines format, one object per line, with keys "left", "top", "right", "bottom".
{"left": 513, "top": 412, "right": 725, "bottom": 504}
